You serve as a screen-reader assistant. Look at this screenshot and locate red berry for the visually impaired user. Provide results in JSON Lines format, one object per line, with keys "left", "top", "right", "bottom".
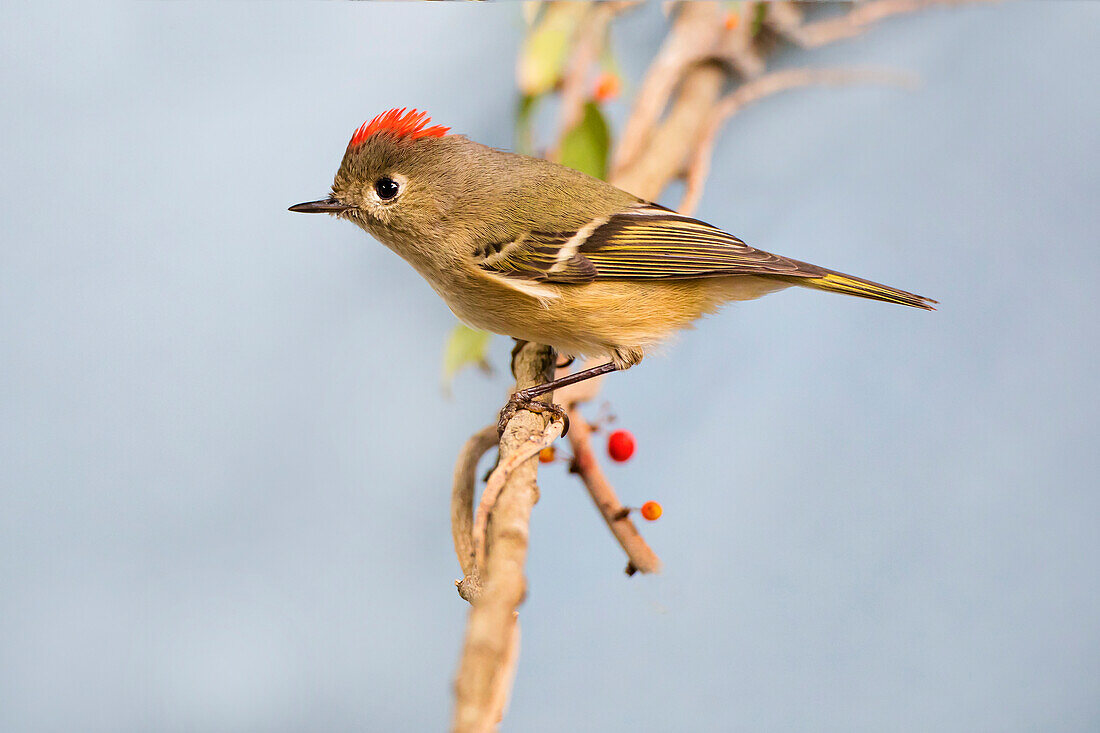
{"left": 539, "top": 446, "right": 556, "bottom": 463}
{"left": 640, "top": 501, "right": 662, "bottom": 521}
{"left": 593, "top": 72, "right": 621, "bottom": 102}
{"left": 607, "top": 429, "right": 635, "bottom": 462}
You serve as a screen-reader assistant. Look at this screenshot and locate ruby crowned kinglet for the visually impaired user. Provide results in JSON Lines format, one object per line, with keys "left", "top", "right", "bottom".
{"left": 291, "top": 109, "right": 934, "bottom": 414}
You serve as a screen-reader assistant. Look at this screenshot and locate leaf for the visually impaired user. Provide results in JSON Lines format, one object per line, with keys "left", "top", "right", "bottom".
{"left": 516, "top": 3, "right": 587, "bottom": 96}
{"left": 515, "top": 94, "right": 539, "bottom": 156}
{"left": 598, "top": 32, "right": 622, "bottom": 80}
{"left": 752, "top": 2, "right": 768, "bottom": 36}
{"left": 559, "top": 101, "right": 610, "bottom": 180}
{"left": 442, "top": 324, "right": 493, "bottom": 391}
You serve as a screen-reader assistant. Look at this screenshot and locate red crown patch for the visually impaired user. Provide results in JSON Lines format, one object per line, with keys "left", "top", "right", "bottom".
{"left": 348, "top": 108, "right": 450, "bottom": 148}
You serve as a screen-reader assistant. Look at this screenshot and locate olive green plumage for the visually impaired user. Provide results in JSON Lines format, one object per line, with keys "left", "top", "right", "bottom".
{"left": 292, "top": 111, "right": 934, "bottom": 370}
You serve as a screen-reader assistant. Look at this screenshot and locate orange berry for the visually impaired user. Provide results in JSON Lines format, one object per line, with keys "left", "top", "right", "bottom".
{"left": 539, "top": 446, "right": 556, "bottom": 463}
{"left": 640, "top": 501, "right": 663, "bottom": 521}
{"left": 594, "top": 72, "right": 620, "bottom": 102}
{"left": 607, "top": 429, "right": 635, "bottom": 462}
{"left": 724, "top": 12, "right": 740, "bottom": 31}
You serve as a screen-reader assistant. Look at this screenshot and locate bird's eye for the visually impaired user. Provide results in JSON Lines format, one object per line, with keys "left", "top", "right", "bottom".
{"left": 374, "top": 177, "right": 400, "bottom": 201}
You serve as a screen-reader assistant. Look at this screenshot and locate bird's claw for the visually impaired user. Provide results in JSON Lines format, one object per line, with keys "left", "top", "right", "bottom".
{"left": 497, "top": 395, "right": 570, "bottom": 438}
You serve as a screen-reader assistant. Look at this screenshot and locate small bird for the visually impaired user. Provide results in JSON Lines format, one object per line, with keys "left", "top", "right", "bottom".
{"left": 291, "top": 108, "right": 934, "bottom": 420}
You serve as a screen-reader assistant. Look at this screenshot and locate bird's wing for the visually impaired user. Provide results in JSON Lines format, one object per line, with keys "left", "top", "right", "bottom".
{"left": 477, "top": 204, "right": 823, "bottom": 284}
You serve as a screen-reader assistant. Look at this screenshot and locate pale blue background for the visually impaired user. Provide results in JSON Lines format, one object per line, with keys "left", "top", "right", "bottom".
{"left": 2, "top": 2, "right": 1098, "bottom": 731}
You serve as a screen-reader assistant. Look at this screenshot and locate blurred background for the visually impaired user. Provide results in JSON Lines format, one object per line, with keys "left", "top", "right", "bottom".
{"left": 2, "top": 2, "right": 1098, "bottom": 731}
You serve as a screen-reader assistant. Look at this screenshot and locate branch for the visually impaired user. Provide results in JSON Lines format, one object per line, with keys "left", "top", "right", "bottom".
{"left": 452, "top": 424, "right": 499, "bottom": 602}
{"left": 610, "top": 2, "right": 727, "bottom": 178}
{"left": 612, "top": 61, "right": 728, "bottom": 201}
{"left": 786, "top": 0, "right": 995, "bottom": 48}
{"left": 552, "top": 3, "right": 627, "bottom": 148}
{"left": 566, "top": 406, "right": 661, "bottom": 575}
{"left": 452, "top": 342, "right": 557, "bottom": 733}
{"left": 679, "top": 66, "right": 916, "bottom": 214}
{"left": 474, "top": 417, "right": 565, "bottom": 574}
{"left": 713, "top": 1, "right": 765, "bottom": 79}
{"left": 485, "top": 615, "right": 521, "bottom": 731}
{"left": 449, "top": 1, "right": 988, "bottom": 728}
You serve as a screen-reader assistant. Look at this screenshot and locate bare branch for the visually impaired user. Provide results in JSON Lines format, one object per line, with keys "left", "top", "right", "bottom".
{"left": 613, "top": 61, "right": 727, "bottom": 201}
{"left": 714, "top": 1, "right": 765, "bottom": 79}
{"left": 762, "top": 1, "right": 806, "bottom": 42}
{"left": 553, "top": 3, "right": 633, "bottom": 150}
{"left": 452, "top": 342, "right": 556, "bottom": 733}
{"left": 610, "top": 2, "right": 727, "bottom": 177}
{"left": 450, "top": 1, "right": 984, "bottom": 727}
{"left": 566, "top": 406, "right": 661, "bottom": 575}
{"left": 794, "top": 0, "right": 996, "bottom": 48}
{"left": 474, "top": 417, "right": 565, "bottom": 575}
{"left": 679, "top": 66, "right": 916, "bottom": 214}
{"left": 485, "top": 615, "right": 520, "bottom": 730}
{"left": 452, "top": 424, "right": 499, "bottom": 600}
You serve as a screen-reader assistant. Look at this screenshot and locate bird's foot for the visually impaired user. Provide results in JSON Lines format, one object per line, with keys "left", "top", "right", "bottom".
{"left": 497, "top": 394, "right": 570, "bottom": 438}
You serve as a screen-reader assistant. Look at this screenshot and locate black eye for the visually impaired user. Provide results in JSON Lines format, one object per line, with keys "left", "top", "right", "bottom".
{"left": 374, "top": 177, "right": 400, "bottom": 200}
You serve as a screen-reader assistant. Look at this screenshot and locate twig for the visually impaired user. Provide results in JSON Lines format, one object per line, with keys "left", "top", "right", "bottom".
{"left": 452, "top": 424, "right": 499, "bottom": 603}
{"left": 613, "top": 60, "right": 728, "bottom": 202}
{"left": 450, "top": 1, "right": 984, "bottom": 728}
{"left": 452, "top": 342, "right": 556, "bottom": 733}
{"left": 761, "top": 1, "right": 806, "bottom": 45}
{"left": 714, "top": 0, "right": 765, "bottom": 79}
{"left": 552, "top": 3, "right": 625, "bottom": 149}
{"left": 679, "top": 66, "right": 917, "bottom": 215}
{"left": 566, "top": 405, "right": 661, "bottom": 575}
{"left": 474, "top": 417, "right": 565, "bottom": 575}
{"left": 610, "top": 2, "right": 726, "bottom": 178}
{"left": 793, "top": 0, "right": 995, "bottom": 48}
{"left": 485, "top": 615, "right": 520, "bottom": 729}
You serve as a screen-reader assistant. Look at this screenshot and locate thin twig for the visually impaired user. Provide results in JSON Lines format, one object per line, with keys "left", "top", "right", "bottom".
{"left": 714, "top": 0, "right": 765, "bottom": 79}
{"left": 566, "top": 405, "right": 661, "bottom": 575}
{"left": 552, "top": 3, "right": 625, "bottom": 153}
{"left": 452, "top": 424, "right": 499, "bottom": 603}
{"left": 485, "top": 615, "right": 520, "bottom": 729}
{"left": 794, "top": 0, "right": 996, "bottom": 48}
{"left": 679, "top": 66, "right": 917, "bottom": 214}
{"left": 610, "top": 2, "right": 727, "bottom": 178}
{"left": 474, "top": 417, "right": 565, "bottom": 575}
{"left": 761, "top": 1, "right": 806, "bottom": 45}
{"left": 452, "top": 342, "right": 556, "bottom": 733}
{"left": 613, "top": 60, "right": 728, "bottom": 201}
{"left": 450, "top": 1, "right": 985, "bottom": 728}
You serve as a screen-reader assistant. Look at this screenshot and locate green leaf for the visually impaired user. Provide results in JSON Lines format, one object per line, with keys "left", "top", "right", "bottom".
{"left": 559, "top": 101, "right": 610, "bottom": 180}
{"left": 516, "top": 3, "right": 587, "bottom": 96}
{"left": 442, "top": 324, "right": 492, "bottom": 391}
{"left": 515, "top": 94, "right": 539, "bottom": 156}
{"left": 752, "top": 2, "right": 767, "bottom": 36}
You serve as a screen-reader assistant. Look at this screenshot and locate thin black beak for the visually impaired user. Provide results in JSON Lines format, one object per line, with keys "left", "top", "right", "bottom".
{"left": 288, "top": 198, "right": 350, "bottom": 214}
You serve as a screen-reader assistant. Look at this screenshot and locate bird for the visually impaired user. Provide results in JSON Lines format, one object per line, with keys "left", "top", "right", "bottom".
{"left": 290, "top": 108, "right": 935, "bottom": 425}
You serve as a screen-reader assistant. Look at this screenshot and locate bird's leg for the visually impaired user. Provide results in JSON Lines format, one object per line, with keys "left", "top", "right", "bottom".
{"left": 496, "top": 361, "right": 621, "bottom": 437}
{"left": 515, "top": 361, "right": 620, "bottom": 402}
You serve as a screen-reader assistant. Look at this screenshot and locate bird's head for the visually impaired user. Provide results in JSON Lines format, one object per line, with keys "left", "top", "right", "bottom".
{"left": 290, "top": 108, "right": 463, "bottom": 239}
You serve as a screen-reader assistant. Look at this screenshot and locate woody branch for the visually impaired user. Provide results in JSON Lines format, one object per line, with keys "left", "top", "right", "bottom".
{"left": 449, "top": 2, "right": 990, "bottom": 731}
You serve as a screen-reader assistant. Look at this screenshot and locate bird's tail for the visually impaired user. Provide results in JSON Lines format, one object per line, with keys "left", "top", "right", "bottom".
{"left": 792, "top": 266, "right": 937, "bottom": 310}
